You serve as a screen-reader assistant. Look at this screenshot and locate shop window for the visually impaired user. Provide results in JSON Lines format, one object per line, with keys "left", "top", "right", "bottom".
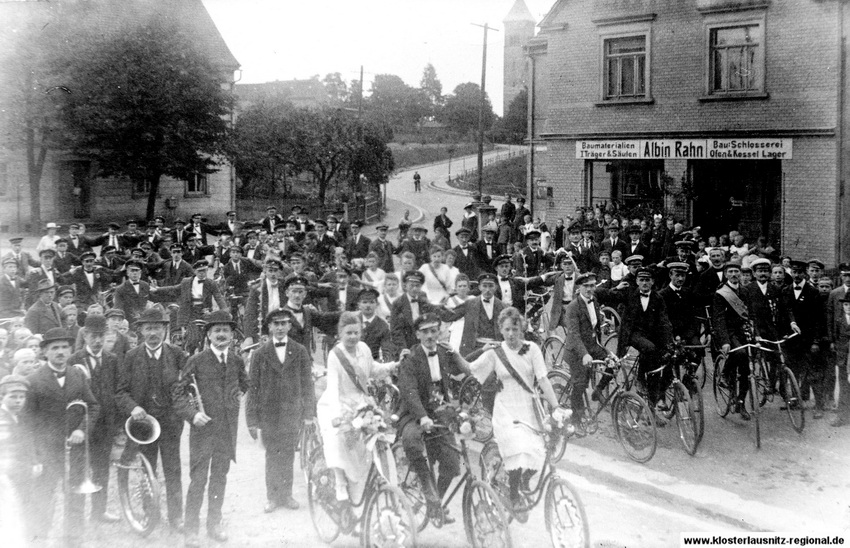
{"left": 604, "top": 35, "right": 647, "bottom": 100}
{"left": 587, "top": 160, "right": 664, "bottom": 211}
{"left": 709, "top": 23, "right": 764, "bottom": 94}
{"left": 185, "top": 173, "right": 208, "bottom": 197}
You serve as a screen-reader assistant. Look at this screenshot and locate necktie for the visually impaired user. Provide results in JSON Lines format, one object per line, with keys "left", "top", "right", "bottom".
{"left": 90, "top": 354, "right": 100, "bottom": 373}
{"left": 54, "top": 369, "right": 65, "bottom": 378}
{"left": 131, "top": 282, "right": 139, "bottom": 285}
{"left": 235, "top": 262, "right": 240, "bottom": 275}
{"left": 274, "top": 342, "right": 286, "bottom": 347}
{"left": 427, "top": 351, "right": 437, "bottom": 357}
{"left": 483, "top": 298, "right": 491, "bottom": 303}
{"left": 219, "top": 353, "right": 226, "bottom": 366}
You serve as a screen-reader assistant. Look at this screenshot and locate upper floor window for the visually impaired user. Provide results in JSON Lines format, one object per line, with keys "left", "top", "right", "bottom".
{"left": 0, "top": 163, "right": 7, "bottom": 197}
{"left": 604, "top": 35, "right": 647, "bottom": 100}
{"left": 709, "top": 24, "right": 764, "bottom": 94}
{"left": 185, "top": 173, "right": 208, "bottom": 196}
{"left": 134, "top": 179, "right": 151, "bottom": 195}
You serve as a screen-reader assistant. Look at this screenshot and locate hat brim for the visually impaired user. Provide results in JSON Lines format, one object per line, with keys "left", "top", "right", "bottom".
{"left": 204, "top": 320, "right": 237, "bottom": 332}
{"left": 40, "top": 336, "right": 75, "bottom": 348}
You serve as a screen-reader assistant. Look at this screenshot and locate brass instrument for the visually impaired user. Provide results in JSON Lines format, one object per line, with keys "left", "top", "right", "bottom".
{"left": 125, "top": 415, "right": 161, "bottom": 445}
{"left": 65, "top": 400, "right": 101, "bottom": 495}
{"left": 188, "top": 373, "right": 206, "bottom": 415}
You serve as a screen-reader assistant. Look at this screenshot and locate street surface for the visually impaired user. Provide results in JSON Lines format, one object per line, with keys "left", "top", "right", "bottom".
{"left": 18, "top": 153, "right": 850, "bottom": 547}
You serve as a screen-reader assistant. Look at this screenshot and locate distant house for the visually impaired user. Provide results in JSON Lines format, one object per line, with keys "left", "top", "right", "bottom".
{"left": 236, "top": 79, "right": 331, "bottom": 110}
{"left": 0, "top": 0, "right": 240, "bottom": 233}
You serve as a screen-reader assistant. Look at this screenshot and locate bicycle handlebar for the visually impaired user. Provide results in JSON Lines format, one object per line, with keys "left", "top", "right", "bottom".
{"left": 513, "top": 419, "right": 544, "bottom": 435}
{"left": 725, "top": 343, "right": 774, "bottom": 354}
{"left": 755, "top": 333, "right": 799, "bottom": 346}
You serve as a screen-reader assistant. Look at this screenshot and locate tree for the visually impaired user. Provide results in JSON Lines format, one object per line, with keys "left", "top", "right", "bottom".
{"left": 56, "top": 22, "right": 233, "bottom": 220}
{"left": 323, "top": 72, "right": 349, "bottom": 105}
{"left": 500, "top": 88, "right": 528, "bottom": 143}
{"left": 419, "top": 63, "right": 443, "bottom": 118}
{"left": 228, "top": 103, "right": 394, "bottom": 205}
{"left": 441, "top": 82, "right": 494, "bottom": 137}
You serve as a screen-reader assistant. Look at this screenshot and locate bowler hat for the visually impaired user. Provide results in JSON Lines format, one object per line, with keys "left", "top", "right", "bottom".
{"left": 84, "top": 314, "right": 107, "bottom": 334}
{"left": 35, "top": 278, "right": 56, "bottom": 293}
{"left": 136, "top": 308, "right": 170, "bottom": 325}
{"left": 203, "top": 310, "right": 236, "bottom": 333}
{"left": 40, "top": 328, "right": 74, "bottom": 348}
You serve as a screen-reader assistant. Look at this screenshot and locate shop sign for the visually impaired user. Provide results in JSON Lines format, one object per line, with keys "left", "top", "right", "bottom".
{"left": 575, "top": 139, "right": 792, "bottom": 160}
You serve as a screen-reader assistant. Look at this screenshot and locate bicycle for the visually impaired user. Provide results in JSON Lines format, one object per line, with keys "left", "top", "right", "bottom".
{"left": 479, "top": 419, "right": 589, "bottom": 548}
{"left": 307, "top": 416, "right": 418, "bottom": 547}
{"left": 300, "top": 369, "right": 329, "bottom": 481}
{"left": 392, "top": 406, "right": 513, "bottom": 547}
{"left": 547, "top": 354, "right": 657, "bottom": 463}
{"left": 656, "top": 342, "right": 706, "bottom": 456}
{"left": 713, "top": 333, "right": 802, "bottom": 448}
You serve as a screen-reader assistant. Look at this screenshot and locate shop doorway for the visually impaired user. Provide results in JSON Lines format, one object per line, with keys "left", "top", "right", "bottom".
{"left": 690, "top": 160, "right": 781, "bottom": 244}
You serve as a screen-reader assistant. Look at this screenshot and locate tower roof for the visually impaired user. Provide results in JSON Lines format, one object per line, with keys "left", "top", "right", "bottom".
{"left": 503, "top": 0, "right": 535, "bottom": 23}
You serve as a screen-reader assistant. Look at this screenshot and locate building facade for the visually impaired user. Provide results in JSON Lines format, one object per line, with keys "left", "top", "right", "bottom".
{"left": 503, "top": 0, "right": 537, "bottom": 114}
{"left": 526, "top": 0, "right": 849, "bottom": 265}
{"left": 0, "top": 0, "right": 240, "bottom": 233}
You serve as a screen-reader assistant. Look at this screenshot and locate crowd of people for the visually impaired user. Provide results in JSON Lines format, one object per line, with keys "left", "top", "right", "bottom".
{"left": 0, "top": 195, "right": 848, "bottom": 546}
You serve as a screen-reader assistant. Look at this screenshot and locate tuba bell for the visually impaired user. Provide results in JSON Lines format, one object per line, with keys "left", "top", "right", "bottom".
{"left": 125, "top": 415, "right": 161, "bottom": 445}
{"left": 65, "top": 400, "right": 102, "bottom": 495}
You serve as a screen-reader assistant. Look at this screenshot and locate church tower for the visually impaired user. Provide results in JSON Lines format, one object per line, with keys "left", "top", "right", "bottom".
{"left": 502, "top": 0, "right": 536, "bottom": 115}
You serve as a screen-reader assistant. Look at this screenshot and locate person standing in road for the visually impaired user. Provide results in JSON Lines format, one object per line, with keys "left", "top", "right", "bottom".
{"left": 246, "top": 308, "right": 316, "bottom": 513}
{"left": 413, "top": 171, "right": 422, "bottom": 192}
{"left": 433, "top": 207, "right": 453, "bottom": 247}
{"left": 176, "top": 311, "right": 248, "bottom": 547}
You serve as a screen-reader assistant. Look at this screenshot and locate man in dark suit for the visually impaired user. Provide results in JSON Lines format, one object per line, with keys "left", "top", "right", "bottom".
{"left": 514, "top": 231, "right": 551, "bottom": 277}
{"left": 150, "top": 260, "right": 226, "bottom": 354}
{"left": 572, "top": 225, "right": 600, "bottom": 274}
{"left": 713, "top": 262, "right": 754, "bottom": 419}
{"left": 246, "top": 308, "right": 316, "bottom": 512}
{"left": 23, "top": 328, "right": 100, "bottom": 546}
{"left": 218, "top": 210, "right": 240, "bottom": 238}
{"left": 330, "top": 267, "right": 360, "bottom": 312}
{"left": 0, "top": 256, "right": 26, "bottom": 318}
{"left": 624, "top": 225, "right": 650, "bottom": 259}
{"left": 356, "top": 288, "right": 394, "bottom": 360}
{"left": 157, "top": 244, "right": 195, "bottom": 286}
{"left": 658, "top": 241, "right": 699, "bottom": 288}
{"left": 500, "top": 194, "right": 516, "bottom": 226}
{"left": 312, "top": 219, "right": 338, "bottom": 265}
{"left": 648, "top": 214, "right": 669, "bottom": 262}
{"left": 280, "top": 276, "right": 340, "bottom": 353}
{"left": 174, "top": 311, "right": 248, "bottom": 546}
{"left": 244, "top": 259, "right": 285, "bottom": 343}
{"left": 494, "top": 254, "right": 544, "bottom": 314}
{"left": 65, "top": 223, "right": 94, "bottom": 259}
{"left": 442, "top": 273, "right": 504, "bottom": 357}
{"left": 658, "top": 262, "right": 702, "bottom": 346}
{"left": 368, "top": 224, "right": 396, "bottom": 273}
{"left": 115, "top": 307, "right": 187, "bottom": 532}
{"left": 61, "top": 251, "right": 111, "bottom": 310}
{"left": 24, "top": 279, "right": 64, "bottom": 335}
{"left": 172, "top": 218, "right": 192, "bottom": 247}
{"left": 783, "top": 260, "right": 828, "bottom": 418}
{"left": 219, "top": 244, "right": 263, "bottom": 298}
{"left": 600, "top": 224, "right": 628, "bottom": 260}
{"left": 397, "top": 313, "right": 469, "bottom": 520}
{"left": 188, "top": 213, "right": 212, "bottom": 246}
{"left": 68, "top": 314, "right": 121, "bottom": 523}
{"left": 512, "top": 197, "right": 531, "bottom": 241}
{"left": 119, "top": 220, "right": 144, "bottom": 251}
{"left": 696, "top": 248, "right": 728, "bottom": 310}
{"left": 183, "top": 235, "right": 215, "bottom": 266}
{"left": 398, "top": 225, "right": 431, "bottom": 268}
{"left": 745, "top": 258, "right": 800, "bottom": 392}
{"left": 345, "top": 220, "right": 372, "bottom": 261}
{"left": 25, "top": 249, "right": 61, "bottom": 308}
{"left": 3, "top": 237, "right": 40, "bottom": 277}
{"left": 390, "top": 271, "right": 443, "bottom": 353}
{"left": 260, "top": 206, "right": 284, "bottom": 235}
{"left": 453, "top": 227, "right": 480, "bottom": 279}
{"left": 615, "top": 268, "right": 674, "bottom": 410}
{"left": 474, "top": 226, "right": 499, "bottom": 274}
{"left": 113, "top": 260, "right": 153, "bottom": 328}
{"left": 52, "top": 239, "right": 79, "bottom": 274}
{"left": 96, "top": 245, "right": 125, "bottom": 274}
{"left": 433, "top": 207, "right": 453, "bottom": 247}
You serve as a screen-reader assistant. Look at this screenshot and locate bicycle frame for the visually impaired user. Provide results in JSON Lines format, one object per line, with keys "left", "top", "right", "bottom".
{"left": 421, "top": 427, "right": 479, "bottom": 513}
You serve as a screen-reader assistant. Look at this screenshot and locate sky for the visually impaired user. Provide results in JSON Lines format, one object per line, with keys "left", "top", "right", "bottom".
{"left": 202, "top": 0, "right": 556, "bottom": 116}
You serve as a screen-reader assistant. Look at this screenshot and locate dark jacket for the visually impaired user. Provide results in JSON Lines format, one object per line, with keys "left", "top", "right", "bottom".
{"left": 390, "top": 294, "right": 440, "bottom": 352}
{"left": 24, "top": 364, "right": 100, "bottom": 467}
{"left": 616, "top": 290, "right": 674, "bottom": 357}
{"left": 221, "top": 258, "right": 263, "bottom": 297}
{"left": 244, "top": 281, "right": 286, "bottom": 341}
{"left": 176, "top": 348, "right": 248, "bottom": 461}
{"left": 345, "top": 234, "right": 372, "bottom": 260}
{"left": 361, "top": 315, "right": 394, "bottom": 360}
{"left": 564, "top": 296, "right": 609, "bottom": 365}
{"left": 69, "top": 348, "right": 121, "bottom": 438}
{"left": 397, "top": 344, "right": 465, "bottom": 432}
{"left": 0, "top": 275, "right": 25, "bottom": 317}
{"left": 368, "top": 238, "right": 396, "bottom": 273}
{"left": 115, "top": 343, "right": 186, "bottom": 428}
{"left": 246, "top": 338, "right": 315, "bottom": 435}
{"left": 453, "top": 245, "right": 481, "bottom": 279}
{"left": 782, "top": 282, "right": 826, "bottom": 347}
{"left": 600, "top": 237, "right": 629, "bottom": 259}
{"left": 157, "top": 259, "right": 194, "bottom": 287}
{"left": 24, "top": 299, "right": 65, "bottom": 335}
{"left": 474, "top": 239, "right": 499, "bottom": 273}
{"left": 712, "top": 283, "right": 752, "bottom": 349}
{"left": 658, "top": 284, "right": 701, "bottom": 343}
{"left": 61, "top": 267, "right": 110, "bottom": 309}
{"left": 442, "top": 296, "right": 505, "bottom": 358}
{"left": 113, "top": 279, "right": 153, "bottom": 327}
{"left": 152, "top": 277, "right": 226, "bottom": 327}
{"left": 744, "top": 281, "right": 795, "bottom": 342}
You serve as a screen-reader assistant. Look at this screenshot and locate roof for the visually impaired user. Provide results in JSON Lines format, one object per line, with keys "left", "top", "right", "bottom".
{"left": 504, "top": 0, "right": 536, "bottom": 23}
{"left": 236, "top": 79, "right": 330, "bottom": 109}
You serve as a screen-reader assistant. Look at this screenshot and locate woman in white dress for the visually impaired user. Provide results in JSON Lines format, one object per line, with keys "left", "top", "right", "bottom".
{"left": 456, "top": 307, "right": 566, "bottom": 508}
{"left": 316, "top": 312, "right": 407, "bottom": 512}
{"left": 419, "top": 245, "right": 452, "bottom": 304}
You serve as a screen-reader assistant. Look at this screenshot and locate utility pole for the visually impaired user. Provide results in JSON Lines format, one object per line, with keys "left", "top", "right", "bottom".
{"left": 472, "top": 22, "right": 498, "bottom": 199}
{"left": 358, "top": 65, "right": 364, "bottom": 119}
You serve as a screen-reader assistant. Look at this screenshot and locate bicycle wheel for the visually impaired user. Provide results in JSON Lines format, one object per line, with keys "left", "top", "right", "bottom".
{"left": 686, "top": 377, "right": 705, "bottom": 447}
{"left": 544, "top": 476, "right": 590, "bottom": 548}
{"left": 479, "top": 441, "right": 509, "bottom": 505}
{"left": 672, "top": 381, "right": 700, "bottom": 456}
{"left": 600, "top": 305, "right": 620, "bottom": 336}
{"left": 391, "top": 442, "right": 428, "bottom": 532}
{"left": 116, "top": 453, "right": 161, "bottom": 537}
{"left": 300, "top": 423, "right": 322, "bottom": 477}
{"left": 712, "top": 354, "right": 733, "bottom": 417}
{"left": 362, "top": 483, "right": 418, "bottom": 548}
{"left": 543, "top": 337, "right": 566, "bottom": 370}
{"left": 307, "top": 464, "right": 341, "bottom": 544}
{"left": 463, "top": 479, "right": 513, "bottom": 548}
{"left": 612, "top": 392, "right": 657, "bottom": 463}
{"left": 750, "top": 374, "right": 761, "bottom": 449}
{"left": 547, "top": 370, "right": 597, "bottom": 435}
{"left": 781, "top": 367, "right": 805, "bottom": 433}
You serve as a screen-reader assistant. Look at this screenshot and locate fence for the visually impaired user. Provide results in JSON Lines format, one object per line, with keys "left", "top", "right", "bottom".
{"left": 446, "top": 148, "right": 529, "bottom": 193}
{"left": 236, "top": 192, "right": 383, "bottom": 224}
